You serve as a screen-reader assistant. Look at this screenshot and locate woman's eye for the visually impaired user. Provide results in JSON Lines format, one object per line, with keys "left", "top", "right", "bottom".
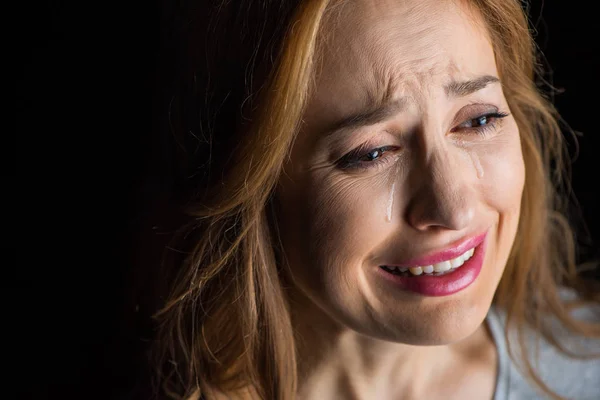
{"left": 337, "top": 145, "right": 399, "bottom": 171}
{"left": 453, "top": 111, "right": 510, "bottom": 135}
{"left": 464, "top": 115, "right": 492, "bottom": 128}
{"left": 362, "top": 148, "right": 384, "bottom": 161}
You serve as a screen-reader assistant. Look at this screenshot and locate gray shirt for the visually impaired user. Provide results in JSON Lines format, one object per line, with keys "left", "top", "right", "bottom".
{"left": 487, "top": 289, "right": 600, "bottom": 400}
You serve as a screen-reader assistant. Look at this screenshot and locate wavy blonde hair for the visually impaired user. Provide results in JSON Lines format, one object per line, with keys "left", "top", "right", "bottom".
{"left": 153, "top": 0, "right": 600, "bottom": 399}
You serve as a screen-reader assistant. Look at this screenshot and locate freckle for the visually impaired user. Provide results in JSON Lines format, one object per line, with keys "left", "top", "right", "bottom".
{"left": 386, "top": 181, "right": 396, "bottom": 222}
{"left": 470, "top": 152, "right": 484, "bottom": 179}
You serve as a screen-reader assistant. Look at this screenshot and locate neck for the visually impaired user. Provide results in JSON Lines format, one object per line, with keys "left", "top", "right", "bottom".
{"left": 289, "top": 288, "right": 497, "bottom": 400}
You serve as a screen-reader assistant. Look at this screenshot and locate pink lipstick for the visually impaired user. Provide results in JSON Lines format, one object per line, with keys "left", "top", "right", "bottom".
{"left": 376, "top": 231, "right": 488, "bottom": 296}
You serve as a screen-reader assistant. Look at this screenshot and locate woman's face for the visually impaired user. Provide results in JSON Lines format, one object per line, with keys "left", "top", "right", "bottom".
{"left": 275, "top": 0, "right": 525, "bottom": 345}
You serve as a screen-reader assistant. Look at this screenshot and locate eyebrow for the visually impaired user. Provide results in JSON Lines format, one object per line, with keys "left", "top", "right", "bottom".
{"left": 444, "top": 75, "right": 500, "bottom": 98}
{"left": 324, "top": 75, "right": 500, "bottom": 136}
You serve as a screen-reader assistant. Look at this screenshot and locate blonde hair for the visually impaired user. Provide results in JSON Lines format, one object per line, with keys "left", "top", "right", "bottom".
{"left": 153, "top": 0, "right": 600, "bottom": 399}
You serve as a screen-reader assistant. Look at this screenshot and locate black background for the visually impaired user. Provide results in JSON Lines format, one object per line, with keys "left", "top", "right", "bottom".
{"left": 16, "top": 1, "right": 599, "bottom": 399}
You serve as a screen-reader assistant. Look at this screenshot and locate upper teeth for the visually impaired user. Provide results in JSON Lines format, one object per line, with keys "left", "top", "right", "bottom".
{"left": 384, "top": 247, "right": 475, "bottom": 276}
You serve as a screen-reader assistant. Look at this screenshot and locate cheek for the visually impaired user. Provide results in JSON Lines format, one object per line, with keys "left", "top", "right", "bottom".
{"left": 277, "top": 172, "right": 393, "bottom": 294}
{"left": 478, "top": 131, "right": 526, "bottom": 214}
{"left": 307, "top": 174, "right": 392, "bottom": 266}
{"left": 476, "top": 128, "right": 525, "bottom": 267}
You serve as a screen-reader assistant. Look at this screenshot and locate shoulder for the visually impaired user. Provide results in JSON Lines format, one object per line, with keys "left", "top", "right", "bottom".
{"left": 487, "top": 287, "right": 600, "bottom": 400}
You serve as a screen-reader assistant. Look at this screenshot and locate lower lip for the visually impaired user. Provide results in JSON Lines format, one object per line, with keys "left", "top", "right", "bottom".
{"left": 376, "top": 236, "right": 487, "bottom": 297}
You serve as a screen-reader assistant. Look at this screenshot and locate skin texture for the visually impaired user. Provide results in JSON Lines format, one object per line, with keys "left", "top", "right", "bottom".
{"left": 274, "top": 0, "right": 525, "bottom": 398}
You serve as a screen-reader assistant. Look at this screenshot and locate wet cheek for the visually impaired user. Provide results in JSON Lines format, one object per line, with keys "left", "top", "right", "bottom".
{"left": 277, "top": 174, "right": 393, "bottom": 308}
{"left": 478, "top": 140, "right": 525, "bottom": 212}
{"left": 306, "top": 176, "right": 391, "bottom": 265}
{"left": 310, "top": 178, "right": 389, "bottom": 245}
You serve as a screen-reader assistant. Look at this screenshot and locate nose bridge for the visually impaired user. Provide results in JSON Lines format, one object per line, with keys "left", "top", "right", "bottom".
{"left": 429, "top": 146, "right": 461, "bottom": 192}
{"left": 406, "top": 143, "right": 475, "bottom": 231}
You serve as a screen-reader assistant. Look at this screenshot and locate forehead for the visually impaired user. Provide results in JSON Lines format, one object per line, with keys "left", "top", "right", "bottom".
{"left": 308, "top": 0, "right": 497, "bottom": 121}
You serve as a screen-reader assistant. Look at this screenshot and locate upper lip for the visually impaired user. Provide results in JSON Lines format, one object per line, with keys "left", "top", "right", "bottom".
{"left": 380, "top": 231, "right": 488, "bottom": 267}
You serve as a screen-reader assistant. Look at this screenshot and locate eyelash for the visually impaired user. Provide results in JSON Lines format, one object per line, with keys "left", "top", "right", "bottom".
{"left": 337, "top": 111, "right": 510, "bottom": 171}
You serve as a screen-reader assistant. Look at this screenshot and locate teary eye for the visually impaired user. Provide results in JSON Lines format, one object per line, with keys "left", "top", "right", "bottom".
{"left": 452, "top": 111, "right": 510, "bottom": 136}
{"left": 338, "top": 145, "right": 400, "bottom": 171}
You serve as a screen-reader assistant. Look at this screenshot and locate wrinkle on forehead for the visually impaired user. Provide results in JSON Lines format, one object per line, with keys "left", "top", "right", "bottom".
{"left": 310, "top": 0, "right": 494, "bottom": 119}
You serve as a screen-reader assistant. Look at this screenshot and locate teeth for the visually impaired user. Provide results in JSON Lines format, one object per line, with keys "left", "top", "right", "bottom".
{"left": 383, "top": 246, "right": 476, "bottom": 277}
{"left": 433, "top": 261, "right": 452, "bottom": 272}
{"left": 450, "top": 256, "right": 463, "bottom": 268}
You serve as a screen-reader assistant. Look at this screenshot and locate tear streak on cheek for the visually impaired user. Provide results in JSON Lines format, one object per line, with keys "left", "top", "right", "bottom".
{"left": 469, "top": 152, "right": 484, "bottom": 179}
{"left": 386, "top": 181, "right": 396, "bottom": 223}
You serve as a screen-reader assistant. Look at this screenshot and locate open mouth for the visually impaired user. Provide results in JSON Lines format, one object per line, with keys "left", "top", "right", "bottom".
{"left": 376, "top": 232, "right": 487, "bottom": 297}
{"left": 380, "top": 246, "right": 475, "bottom": 277}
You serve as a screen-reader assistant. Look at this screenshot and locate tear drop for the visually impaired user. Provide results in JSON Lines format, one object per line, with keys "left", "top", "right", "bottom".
{"left": 470, "top": 152, "right": 484, "bottom": 179}
{"left": 386, "top": 182, "right": 396, "bottom": 222}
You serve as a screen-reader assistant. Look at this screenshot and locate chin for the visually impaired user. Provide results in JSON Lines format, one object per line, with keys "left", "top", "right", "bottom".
{"left": 337, "top": 267, "right": 500, "bottom": 346}
{"left": 359, "top": 299, "right": 490, "bottom": 346}
{"left": 353, "top": 235, "right": 505, "bottom": 346}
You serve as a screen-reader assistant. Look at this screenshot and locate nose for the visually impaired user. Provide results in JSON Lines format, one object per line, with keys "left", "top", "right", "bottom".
{"left": 405, "top": 149, "right": 476, "bottom": 232}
